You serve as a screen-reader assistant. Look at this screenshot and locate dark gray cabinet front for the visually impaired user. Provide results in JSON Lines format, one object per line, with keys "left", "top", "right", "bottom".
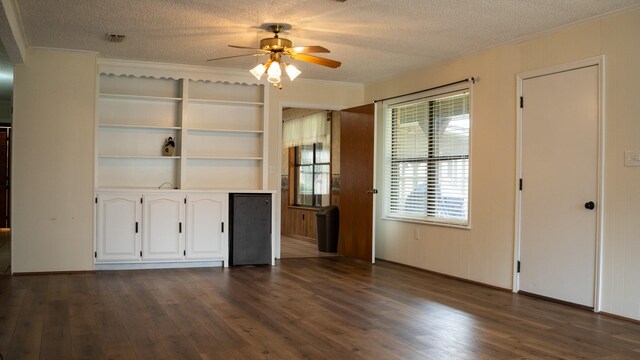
{"left": 229, "top": 194, "right": 271, "bottom": 265}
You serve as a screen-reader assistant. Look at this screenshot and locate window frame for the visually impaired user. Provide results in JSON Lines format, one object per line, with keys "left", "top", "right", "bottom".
{"left": 382, "top": 83, "right": 472, "bottom": 228}
{"left": 292, "top": 142, "right": 331, "bottom": 208}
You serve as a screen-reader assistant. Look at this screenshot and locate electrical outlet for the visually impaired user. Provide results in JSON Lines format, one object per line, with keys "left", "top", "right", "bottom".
{"left": 414, "top": 227, "right": 420, "bottom": 240}
{"left": 624, "top": 150, "right": 640, "bottom": 167}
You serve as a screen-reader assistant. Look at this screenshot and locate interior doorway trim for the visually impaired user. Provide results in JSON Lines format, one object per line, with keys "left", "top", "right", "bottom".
{"left": 513, "top": 56, "right": 605, "bottom": 312}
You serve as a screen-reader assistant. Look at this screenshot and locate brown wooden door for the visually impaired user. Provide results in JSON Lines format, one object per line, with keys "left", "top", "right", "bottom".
{"left": 339, "top": 104, "right": 375, "bottom": 262}
{"left": 0, "top": 128, "right": 9, "bottom": 228}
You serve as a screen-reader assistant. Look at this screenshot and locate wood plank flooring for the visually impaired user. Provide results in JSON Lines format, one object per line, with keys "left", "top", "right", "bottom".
{"left": 280, "top": 235, "right": 338, "bottom": 259}
{"left": 0, "top": 257, "right": 639, "bottom": 359}
{"left": 0, "top": 229, "right": 10, "bottom": 275}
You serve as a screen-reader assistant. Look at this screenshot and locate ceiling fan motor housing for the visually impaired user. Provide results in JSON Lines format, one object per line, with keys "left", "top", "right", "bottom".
{"left": 260, "top": 37, "right": 292, "bottom": 52}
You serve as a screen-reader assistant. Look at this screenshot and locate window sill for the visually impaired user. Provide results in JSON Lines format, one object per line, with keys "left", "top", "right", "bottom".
{"left": 381, "top": 216, "right": 471, "bottom": 230}
{"left": 287, "top": 205, "right": 321, "bottom": 211}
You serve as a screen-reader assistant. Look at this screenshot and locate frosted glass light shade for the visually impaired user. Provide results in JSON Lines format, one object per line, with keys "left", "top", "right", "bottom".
{"left": 267, "top": 61, "right": 281, "bottom": 78}
{"left": 285, "top": 64, "right": 301, "bottom": 81}
{"left": 250, "top": 63, "right": 266, "bottom": 80}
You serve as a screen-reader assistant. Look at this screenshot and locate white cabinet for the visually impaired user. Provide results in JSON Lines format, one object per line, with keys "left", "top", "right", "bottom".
{"left": 93, "top": 60, "right": 271, "bottom": 270}
{"left": 186, "top": 194, "right": 227, "bottom": 261}
{"left": 96, "top": 193, "right": 141, "bottom": 262}
{"left": 142, "top": 193, "right": 185, "bottom": 261}
{"left": 95, "top": 190, "right": 235, "bottom": 268}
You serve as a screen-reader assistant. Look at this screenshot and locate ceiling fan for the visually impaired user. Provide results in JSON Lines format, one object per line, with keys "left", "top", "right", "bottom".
{"left": 206, "top": 23, "right": 341, "bottom": 89}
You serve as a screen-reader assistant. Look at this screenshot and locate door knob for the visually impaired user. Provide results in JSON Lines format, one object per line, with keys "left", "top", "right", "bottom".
{"left": 367, "top": 189, "right": 378, "bottom": 194}
{"left": 584, "top": 201, "right": 595, "bottom": 210}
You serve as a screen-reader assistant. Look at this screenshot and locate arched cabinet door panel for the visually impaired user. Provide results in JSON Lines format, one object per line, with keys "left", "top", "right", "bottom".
{"left": 186, "top": 194, "right": 228, "bottom": 262}
{"left": 142, "top": 194, "right": 185, "bottom": 261}
{"left": 96, "top": 193, "right": 141, "bottom": 262}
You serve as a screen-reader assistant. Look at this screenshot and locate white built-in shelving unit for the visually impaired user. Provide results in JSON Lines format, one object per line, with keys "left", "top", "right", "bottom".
{"left": 95, "top": 60, "right": 269, "bottom": 191}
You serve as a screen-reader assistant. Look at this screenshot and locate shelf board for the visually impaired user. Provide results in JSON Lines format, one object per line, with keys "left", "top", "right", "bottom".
{"left": 100, "top": 93, "right": 182, "bottom": 102}
{"left": 187, "top": 128, "right": 263, "bottom": 134}
{"left": 187, "top": 156, "right": 263, "bottom": 161}
{"left": 95, "top": 186, "right": 179, "bottom": 190}
{"left": 188, "top": 98, "right": 263, "bottom": 106}
{"left": 98, "top": 155, "right": 181, "bottom": 159}
{"left": 99, "top": 124, "right": 182, "bottom": 130}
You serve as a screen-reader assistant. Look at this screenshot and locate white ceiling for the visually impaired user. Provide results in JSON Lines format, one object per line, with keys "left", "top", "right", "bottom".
{"left": 10, "top": 0, "right": 640, "bottom": 84}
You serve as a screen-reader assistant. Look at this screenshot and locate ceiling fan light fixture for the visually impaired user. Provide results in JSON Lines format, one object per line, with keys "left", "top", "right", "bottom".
{"left": 268, "top": 76, "right": 281, "bottom": 85}
{"left": 208, "top": 23, "right": 338, "bottom": 89}
{"left": 250, "top": 63, "right": 266, "bottom": 80}
{"left": 285, "top": 63, "right": 301, "bottom": 81}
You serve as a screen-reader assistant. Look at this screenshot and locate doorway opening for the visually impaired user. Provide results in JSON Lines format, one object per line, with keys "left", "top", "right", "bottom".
{"left": 280, "top": 108, "right": 339, "bottom": 258}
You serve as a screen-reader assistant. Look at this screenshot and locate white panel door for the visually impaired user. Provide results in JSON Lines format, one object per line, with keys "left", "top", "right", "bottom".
{"left": 96, "top": 193, "right": 141, "bottom": 262}
{"left": 520, "top": 65, "right": 598, "bottom": 307}
{"left": 142, "top": 194, "right": 185, "bottom": 261}
{"left": 186, "top": 194, "right": 228, "bottom": 261}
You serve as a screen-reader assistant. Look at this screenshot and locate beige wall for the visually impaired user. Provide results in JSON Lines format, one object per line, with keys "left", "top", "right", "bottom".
{"left": 12, "top": 48, "right": 96, "bottom": 272}
{"left": 366, "top": 9, "right": 640, "bottom": 320}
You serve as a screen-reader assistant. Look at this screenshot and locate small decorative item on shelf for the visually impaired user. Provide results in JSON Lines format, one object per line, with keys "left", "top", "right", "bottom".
{"left": 162, "top": 137, "right": 176, "bottom": 156}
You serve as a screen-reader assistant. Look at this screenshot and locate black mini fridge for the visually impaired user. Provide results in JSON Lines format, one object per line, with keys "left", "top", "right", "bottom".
{"left": 229, "top": 193, "right": 272, "bottom": 266}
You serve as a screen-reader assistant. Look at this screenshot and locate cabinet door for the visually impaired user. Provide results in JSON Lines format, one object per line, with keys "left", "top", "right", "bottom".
{"left": 186, "top": 194, "right": 228, "bottom": 262}
{"left": 142, "top": 194, "right": 185, "bottom": 261}
{"left": 96, "top": 193, "right": 141, "bottom": 262}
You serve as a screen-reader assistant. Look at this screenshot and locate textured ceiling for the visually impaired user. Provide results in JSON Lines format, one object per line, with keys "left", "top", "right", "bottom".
{"left": 11, "top": 0, "right": 640, "bottom": 84}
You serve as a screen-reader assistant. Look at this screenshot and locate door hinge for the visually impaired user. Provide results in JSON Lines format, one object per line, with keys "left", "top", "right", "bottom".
{"left": 140, "top": 198, "right": 143, "bottom": 204}
{"left": 519, "top": 178, "right": 523, "bottom": 191}
{"left": 517, "top": 260, "right": 521, "bottom": 273}
{"left": 94, "top": 251, "right": 97, "bottom": 258}
{"left": 221, "top": 222, "right": 224, "bottom": 233}
{"left": 135, "top": 222, "right": 139, "bottom": 233}
{"left": 179, "top": 222, "right": 182, "bottom": 233}
{"left": 520, "top": 96, "right": 524, "bottom": 108}
{"left": 140, "top": 251, "right": 142, "bottom": 257}
{"left": 302, "top": 213, "right": 305, "bottom": 221}
{"left": 95, "top": 197, "right": 98, "bottom": 204}
{"left": 183, "top": 250, "right": 186, "bottom": 256}
{"left": 184, "top": 198, "right": 186, "bottom": 204}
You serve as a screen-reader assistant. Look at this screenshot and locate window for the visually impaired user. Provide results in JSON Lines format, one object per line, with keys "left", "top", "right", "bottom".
{"left": 293, "top": 143, "right": 330, "bottom": 207}
{"left": 384, "top": 86, "right": 470, "bottom": 226}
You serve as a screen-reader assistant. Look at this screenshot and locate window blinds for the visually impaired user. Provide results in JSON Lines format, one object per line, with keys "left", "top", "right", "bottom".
{"left": 384, "top": 88, "right": 470, "bottom": 226}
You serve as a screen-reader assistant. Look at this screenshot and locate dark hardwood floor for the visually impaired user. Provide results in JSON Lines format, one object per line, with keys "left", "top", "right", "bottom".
{"left": 1, "top": 257, "right": 639, "bottom": 359}
{"left": 280, "top": 235, "right": 338, "bottom": 259}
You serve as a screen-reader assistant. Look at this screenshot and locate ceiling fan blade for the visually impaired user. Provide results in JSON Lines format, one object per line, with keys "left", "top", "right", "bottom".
{"left": 206, "top": 53, "right": 265, "bottom": 61}
{"left": 291, "top": 46, "right": 330, "bottom": 54}
{"left": 287, "top": 53, "right": 341, "bottom": 68}
{"left": 228, "top": 45, "right": 268, "bottom": 52}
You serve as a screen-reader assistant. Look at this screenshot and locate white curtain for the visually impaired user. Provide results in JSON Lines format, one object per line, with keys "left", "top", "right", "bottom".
{"left": 283, "top": 111, "right": 329, "bottom": 148}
